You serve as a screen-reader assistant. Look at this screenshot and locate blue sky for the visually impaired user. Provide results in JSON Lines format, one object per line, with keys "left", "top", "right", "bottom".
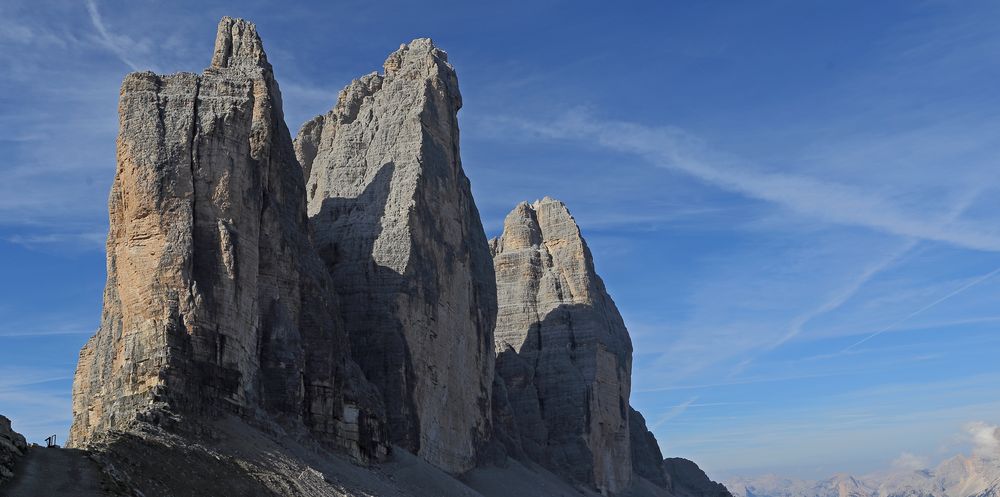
{"left": 2, "top": 0, "right": 999, "bottom": 480}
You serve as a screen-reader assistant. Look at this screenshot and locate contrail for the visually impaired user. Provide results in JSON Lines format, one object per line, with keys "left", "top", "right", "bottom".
{"left": 651, "top": 397, "right": 698, "bottom": 429}
{"left": 85, "top": 0, "right": 141, "bottom": 71}
{"left": 843, "top": 266, "right": 1000, "bottom": 352}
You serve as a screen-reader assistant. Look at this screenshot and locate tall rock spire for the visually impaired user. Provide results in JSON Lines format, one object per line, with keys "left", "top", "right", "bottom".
{"left": 490, "top": 197, "right": 634, "bottom": 495}
{"left": 68, "top": 17, "right": 388, "bottom": 462}
{"left": 295, "top": 38, "right": 497, "bottom": 474}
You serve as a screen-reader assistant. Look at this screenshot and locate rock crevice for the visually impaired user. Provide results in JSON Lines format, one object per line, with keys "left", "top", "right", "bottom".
{"left": 68, "top": 17, "right": 388, "bottom": 462}
{"left": 65, "top": 16, "right": 731, "bottom": 497}
{"left": 295, "top": 38, "right": 497, "bottom": 474}
{"left": 490, "top": 198, "right": 634, "bottom": 495}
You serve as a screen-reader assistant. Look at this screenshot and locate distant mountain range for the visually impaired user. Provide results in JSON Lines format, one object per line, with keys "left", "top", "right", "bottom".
{"left": 726, "top": 453, "right": 1000, "bottom": 497}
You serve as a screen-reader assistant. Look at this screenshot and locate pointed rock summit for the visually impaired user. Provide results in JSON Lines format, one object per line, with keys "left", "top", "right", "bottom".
{"left": 295, "top": 38, "right": 497, "bottom": 474}
{"left": 59, "top": 17, "right": 731, "bottom": 497}
{"left": 68, "top": 17, "right": 388, "bottom": 461}
{"left": 490, "top": 197, "right": 634, "bottom": 494}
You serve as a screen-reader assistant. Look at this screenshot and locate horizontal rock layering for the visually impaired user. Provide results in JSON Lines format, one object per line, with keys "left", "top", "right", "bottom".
{"left": 295, "top": 39, "right": 497, "bottom": 474}
{"left": 68, "top": 17, "right": 388, "bottom": 461}
{"left": 490, "top": 198, "right": 635, "bottom": 494}
{"left": 64, "top": 15, "right": 733, "bottom": 497}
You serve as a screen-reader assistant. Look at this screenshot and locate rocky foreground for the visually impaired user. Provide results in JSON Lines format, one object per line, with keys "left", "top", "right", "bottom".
{"left": 1, "top": 17, "right": 731, "bottom": 497}
{"left": 1, "top": 415, "right": 27, "bottom": 484}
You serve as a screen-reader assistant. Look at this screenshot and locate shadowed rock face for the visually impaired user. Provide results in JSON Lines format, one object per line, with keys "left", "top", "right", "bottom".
{"left": 629, "top": 408, "right": 670, "bottom": 489}
{"left": 490, "top": 198, "right": 634, "bottom": 495}
{"left": 295, "top": 39, "right": 498, "bottom": 474}
{"left": 60, "top": 15, "right": 731, "bottom": 497}
{"left": 663, "top": 458, "right": 733, "bottom": 497}
{"left": 1, "top": 415, "right": 27, "bottom": 484}
{"left": 68, "top": 17, "right": 387, "bottom": 462}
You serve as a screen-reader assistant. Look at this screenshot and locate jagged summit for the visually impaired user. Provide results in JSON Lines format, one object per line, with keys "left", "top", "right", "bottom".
{"left": 210, "top": 17, "right": 270, "bottom": 70}
{"left": 383, "top": 38, "right": 453, "bottom": 75}
{"left": 294, "top": 34, "right": 494, "bottom": 475}
{"left": 490, "top": 197, "right": 634, "bottom": 494}
{"left": 68, "top": 14, "right": 387, "bottom": 462}
{"left": 46, "top": 16, "right": 732, "bottom": 497}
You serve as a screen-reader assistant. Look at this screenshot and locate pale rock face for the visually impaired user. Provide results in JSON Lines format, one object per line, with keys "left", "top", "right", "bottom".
{"left": 68, "top": 17, "right": 387, "bottom": 462}
{"left": 295, "top": 39, "right": 497, "bottom": 474}
{"left": 490, "top": 198, "right": 633, "bottom": 495}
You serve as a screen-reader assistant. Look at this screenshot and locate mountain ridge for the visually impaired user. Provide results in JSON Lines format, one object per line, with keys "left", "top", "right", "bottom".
{"left": 727, "top": 452, "right": 1000, "bottom": 497}
{"left": 0, "top": 16, "right": 731, "bottom": 497}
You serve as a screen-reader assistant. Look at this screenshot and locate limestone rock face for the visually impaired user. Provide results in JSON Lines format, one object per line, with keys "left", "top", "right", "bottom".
{"left": 629, "top": 407, "right": 670, "bottom": 489}
{"left": 663, "top": 458, "right": 733, "bottom": 497}
{"left": 490, "top": 198, "right": 633, "bottom": 495}
{"left": 68, "top": 17, "right": 387, "bottom": 462}
{"left": 0, "top": 415, "right": 27, "bottom": 484}
{"left": 295, "top": 39, "right": 497, "bottom": 474}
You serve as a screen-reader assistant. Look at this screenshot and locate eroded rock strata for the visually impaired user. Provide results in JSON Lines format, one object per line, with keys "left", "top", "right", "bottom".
{"left": 61, "top": 16, "right": 734, "bottom": 497}
{"left": 68, "top": 17, "right": 387, "bottom": 461}
{"left": 295, "top": 39, "right": 497, "bottom": 474}
{"left": 490, "top": 197, "right": 634, "bottom": 495}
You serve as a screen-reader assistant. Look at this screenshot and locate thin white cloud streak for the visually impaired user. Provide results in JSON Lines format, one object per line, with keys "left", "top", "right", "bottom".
{"left": 0, "top": 371, "right": 74, "bottom": 390}
{"left": 771, "top": 187, "right": 983, "bottom": 350}
{"left": 843, "top": 266, "right": 1000, "bottom": 351}
{"left": 496, "top": 111, "right": 1000, "bottom": 252}
{"left": 84, "top": 0, "right": 140, "bottom": 71}
{"left": 636, "top": 350, "right": 954, "bottom": 394}
{"left": 772, "top": 239, "right": 918, "bottom": 349}
{"left": 0, "top": 329, "right": 93, "bottom": 337}
{"left": 637, "top": 371, "right": 847, "bottom": 393}
{"left": 4, "top": 231, "right": 106, "bottom": 249}
{"left": 651, "top": 397, "right": 698, "bottom": 429}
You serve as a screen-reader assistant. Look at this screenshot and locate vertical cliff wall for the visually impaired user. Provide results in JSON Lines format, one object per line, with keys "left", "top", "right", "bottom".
{"left": 68, "top": 17, "right": 387, "bottom": 462}
{"left": 295, "top": 39, "right": 497, "bottom": 474}
{"left": 490, "top": 198, "right": 634, "bottom": 495}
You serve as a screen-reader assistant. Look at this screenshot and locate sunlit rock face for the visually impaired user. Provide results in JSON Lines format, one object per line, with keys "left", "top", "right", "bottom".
{"left": 490, "top": 197, "right": 634, "bottom": 495}
{"left": 295, "top": 39, "right": 497, "bottom": 474}
{"left": 68, "top": 17, "right": 388, "bottom": 462}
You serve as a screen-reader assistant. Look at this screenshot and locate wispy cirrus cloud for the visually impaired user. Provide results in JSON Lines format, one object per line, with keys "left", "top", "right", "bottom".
{"left": 481, "top": 110, "right": 1000, "bottom": 252}
{"left": 765, "top": 188, "right": 984, "bottom": 355}
{"left": 4, "top": 231, "right": 106, "bottom": 250}
{"left": 651, "top": 397, "right": 699, "bottom": 429}
{"left": 843, "top": 265, "right": 1000, "bottom": 352}
{"left": 84, "top": 0, "right": 142, "bottom": 71}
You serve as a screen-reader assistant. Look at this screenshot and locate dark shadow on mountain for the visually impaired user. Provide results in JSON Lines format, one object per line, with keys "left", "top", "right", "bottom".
{"left": 311, "top": 162, "right": 422, "bottom": 453}
{"left": 493, "top": 302, "right": 623, "bottom": 490}
{"left": 663, "top": 458, "right": 733, "bottom": 497}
